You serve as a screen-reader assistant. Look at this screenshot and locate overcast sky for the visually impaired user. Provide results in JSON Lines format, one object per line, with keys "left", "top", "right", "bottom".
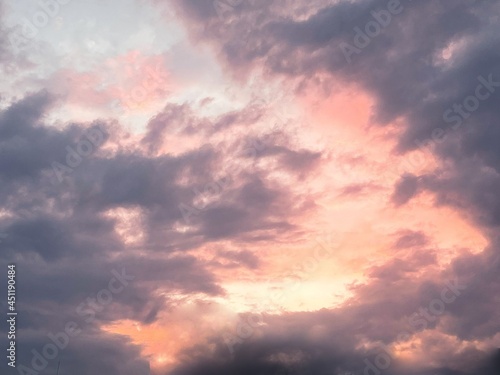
{"left": 0, "top": 1, "right": 499, "bottom": 374}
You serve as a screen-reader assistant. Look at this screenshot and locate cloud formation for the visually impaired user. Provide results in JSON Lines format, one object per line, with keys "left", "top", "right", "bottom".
{"left": 0, "top": 0, "right": 498, "bottom": 374}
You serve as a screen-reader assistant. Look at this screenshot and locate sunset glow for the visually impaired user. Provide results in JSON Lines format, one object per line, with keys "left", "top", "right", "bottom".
{"left": 1, "top": 1, "right": 499, "bottom": 375}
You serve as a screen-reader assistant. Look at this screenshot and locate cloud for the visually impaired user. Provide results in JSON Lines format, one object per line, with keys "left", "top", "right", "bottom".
{"left": 0, "top": 89, "right": 322, "bottom": 372}
{"left": 393, "top": 230, "right": 429, "bottom": 249}
{"left": 155, "top": 1, "right": 500, "bottom": 373}
{"left": 391, "top": 173, "right": 420, "bottom": 206}
{"left": 1, "top": 1, "right": 499, "bottom": 373}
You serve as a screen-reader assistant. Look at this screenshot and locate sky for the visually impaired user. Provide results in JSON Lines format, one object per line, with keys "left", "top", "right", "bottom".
{"left": 0, "top": 0, "right": 499, "bottom": 374}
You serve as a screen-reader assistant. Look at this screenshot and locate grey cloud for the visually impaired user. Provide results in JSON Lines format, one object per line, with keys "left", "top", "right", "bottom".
{"left": 141, "top": 101, "right": 265, "bottom": 154}
{"left": 338, "top": 182, "right": 383, "bottom": 197}
{"left": 0, "top": 89, "right": 321, "bottom": 373}
{"left": 215, "top": 249, "right": 260, "bottom": 269}
{"left": 165, "top": 1, "right": 500, "bottom": 371}
{"left": 393, "top": 230, "right": 429, "bottom": 249}
{"left": 168, "top": 0, "right": 500, "bottom": 225}
{"left": 391, "top": 173, "right": 420, "bottom": 206}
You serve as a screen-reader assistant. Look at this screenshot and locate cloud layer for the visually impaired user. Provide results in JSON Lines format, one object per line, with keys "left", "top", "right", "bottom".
{"left": 0, "top": 0, "right": 499, "bottom": 374}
